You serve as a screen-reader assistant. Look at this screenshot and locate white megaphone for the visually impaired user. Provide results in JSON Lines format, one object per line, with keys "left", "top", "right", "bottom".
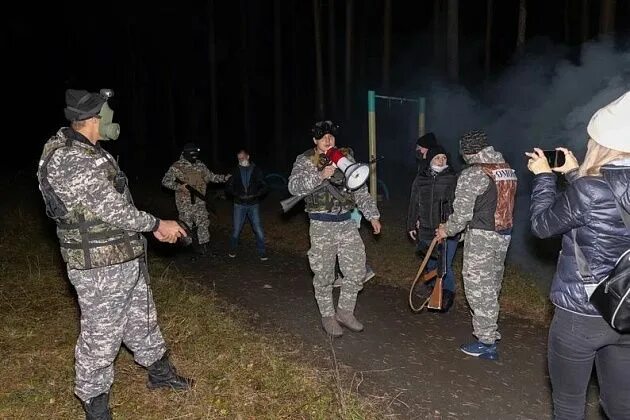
{"left": 325, "top": 147, "right": 370, "bottom": 191}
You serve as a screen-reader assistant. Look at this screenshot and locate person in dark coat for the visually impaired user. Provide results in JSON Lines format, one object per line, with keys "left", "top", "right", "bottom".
{"left": 407, "top": 145, "right": 458, "bottom": 312}
{"left": 527, "top": 90, "right": 630, "bottom": 420}
{"left": 225, "top": 149, "right": 269, "bottom": 260}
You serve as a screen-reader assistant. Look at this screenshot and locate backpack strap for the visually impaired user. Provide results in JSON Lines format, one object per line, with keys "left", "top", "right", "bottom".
{"left": 573, "top": 199, "right": 630, "bottom": 285}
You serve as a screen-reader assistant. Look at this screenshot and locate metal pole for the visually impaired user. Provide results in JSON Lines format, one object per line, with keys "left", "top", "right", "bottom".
{"left": 368, "top": 90, "right": 377, "bottom": 201}
{"left": 418, "top": 97, "right": 426, "bottom": 137}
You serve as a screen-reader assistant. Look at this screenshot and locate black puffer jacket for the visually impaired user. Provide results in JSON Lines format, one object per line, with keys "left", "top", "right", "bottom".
{"left": 530, "top": 162, "right": 630, "bottom": 315}
{"left": 225, "top": 163, "right": 268, "bottom": 205}
{"left": 407, "top": 166, "right": 457, "bottom": 240}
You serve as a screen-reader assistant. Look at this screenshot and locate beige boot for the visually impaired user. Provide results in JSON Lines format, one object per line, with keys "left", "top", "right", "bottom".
{"left": 321, "top": 316, "right": 343, "bottom": 337}
{"left": 335, "top": 309, "right": 364, "bottom": 332}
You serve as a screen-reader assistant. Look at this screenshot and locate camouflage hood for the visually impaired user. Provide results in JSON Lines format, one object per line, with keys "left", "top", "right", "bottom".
{"left": 464, "top": 146, "right": 506, "bottom": 165}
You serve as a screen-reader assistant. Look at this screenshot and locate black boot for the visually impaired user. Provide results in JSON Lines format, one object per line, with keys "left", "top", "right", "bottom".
{"left": 81, "top": 392, "right": 112, "bottom": 420}
{"left": 193, "top": 243, "right": 207, "bottom": 255}
{"left": 147, "top": 353, "right": 194, "bottom": 390}
{"left": 439, "top": 290, "right": 455, "bottom": 313}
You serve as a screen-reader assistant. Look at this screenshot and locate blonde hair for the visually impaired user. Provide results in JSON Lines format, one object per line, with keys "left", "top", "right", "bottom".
{"left": 577, "top": 138, "right": 630, "bottom": 177}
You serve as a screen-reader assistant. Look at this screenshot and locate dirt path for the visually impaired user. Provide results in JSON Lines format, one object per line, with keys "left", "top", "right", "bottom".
{"left": 158, "top": 234, "right": 602, "bottom": 420}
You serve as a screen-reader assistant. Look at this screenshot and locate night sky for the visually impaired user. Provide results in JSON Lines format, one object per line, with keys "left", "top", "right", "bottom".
{"left": 4, "top": 0, "right": 630, "bottom": 181}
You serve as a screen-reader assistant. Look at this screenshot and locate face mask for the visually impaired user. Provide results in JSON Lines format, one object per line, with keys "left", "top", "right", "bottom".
{"left": 98, "top": 103, "right": 120, "bottom": 140}
{"left": 239, "top": 159, "right": 250, "bottom": 167}
{"left": 431, "top": 164, "right": 448, "bottom": 173}
{"left": 184, "top": 152, "right": 199, "bottom": 163}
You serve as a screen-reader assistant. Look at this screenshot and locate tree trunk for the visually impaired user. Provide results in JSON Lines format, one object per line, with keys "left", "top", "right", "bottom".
{"left": 328, "top": 0, "right": 337, "bottom": 114}
{"left": 516, "top": 0, "right": 527, "bottom": 52}
{"left": 564, "top": 0, "right": 570, "bottom": 44}
{"left": 291, "top": 0, "right": 299, "bottom": 135}
{"left": 126, "top": 20, "right": 146, "bottom": 169}
{"left": 446, "top": 0, "right": 458, "bottom": 82}
{"left": 383, "top": 0, "right": 392, "bottom": 91}
{"left": 274, "top": 0, "right": 283, "bottom": 167}
{"left": 241, "top": 0, "right": 252, "bottom": 152}
{"left": 167, "top": 70, "right": 178, "bottom": 159}
{"left": 599, "top": 0, "right": 616, "bottom": 36}
{"left": 433, "top": 0, "right": 443, "bottom": 70}
{"left": 484, "top": 0, "right": 493, "bottom": 79}
{"left": 208, "top": 0, "right": 219, "bottom": 167}
{"left": 344, "top": 0, "right": 353, "bottom": 118}
{"left": 581, "top": 0, "right": 590, "bottom": 42}
{"left": 313, "top": 0, "right": 325, "bottom": 119}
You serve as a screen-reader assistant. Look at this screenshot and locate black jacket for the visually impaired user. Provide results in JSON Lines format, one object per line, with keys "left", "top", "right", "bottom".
{"left": 530, "top": 163, "right": 630, "bottom": 315}
{"left": 407, "top": 166, "right": 457, "bottom": 240}
{"left": 225, "top": 163, "right": 268, "bottom": 205}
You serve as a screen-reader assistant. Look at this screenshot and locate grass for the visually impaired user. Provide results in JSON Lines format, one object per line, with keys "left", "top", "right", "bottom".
{"left": 1, "top": 176, "right": 553, "bottom": 418}
{"left": 0, "top": 185, "right": 378, "bottom": 419}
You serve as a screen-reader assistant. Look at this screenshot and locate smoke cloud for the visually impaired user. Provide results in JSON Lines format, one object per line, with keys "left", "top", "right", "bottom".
{"left": 403, "top": 39, "right": 630, "bottom": 285}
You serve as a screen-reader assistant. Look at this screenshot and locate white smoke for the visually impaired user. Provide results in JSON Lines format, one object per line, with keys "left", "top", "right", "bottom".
{"left": 409, "top": 39, "right": 630, "bottom": 283}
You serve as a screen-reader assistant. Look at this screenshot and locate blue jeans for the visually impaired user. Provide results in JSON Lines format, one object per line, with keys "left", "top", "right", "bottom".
{"left": 548, "top": 308, "right": 630, "bottom": 420}
{"left": 230, "top": 203, "right": 265, "bottom": 255}
{"left": 416, "top": 238, "right": 458, "bottom": 292}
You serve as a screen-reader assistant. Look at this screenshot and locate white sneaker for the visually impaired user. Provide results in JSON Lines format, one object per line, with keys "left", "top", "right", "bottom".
{"left": 363, "top": 268, "right": 376, "bottom": 283}
{"left": 228, "top": 253, "right": 236, "bottom": 258}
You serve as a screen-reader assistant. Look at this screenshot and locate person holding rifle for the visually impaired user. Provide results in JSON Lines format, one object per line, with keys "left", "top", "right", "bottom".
{"left": 162, "top": 143, "right": 230, "bottom": 255}
{"left": 407, "top": 145, "right": 458, "bottom": 312}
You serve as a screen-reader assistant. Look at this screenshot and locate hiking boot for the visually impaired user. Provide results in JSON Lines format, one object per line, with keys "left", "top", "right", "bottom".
{"left": 460, "top": 340, "right": 498, "bottom": 361}
{"left": 335, "top": 309, "right": 364, "bottom": 332}
{"left": 147, "top": 353, "right": 195, "bottom": 390}
{"left": 321, "top": 316, "right": 343, "bottom": 337}
{"left": 193, "top": 243, "right": 207, "bottom": 255}
{"left": 363, "top": 266, "right": 376, "bottom": 284}
{"left": 81, "top": 392, "right": 112, "bottom": 420}
{"left": 439, "top": 290, "right": 455, "bottom": 313}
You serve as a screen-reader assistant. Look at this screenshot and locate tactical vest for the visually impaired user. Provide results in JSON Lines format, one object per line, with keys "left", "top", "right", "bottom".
{"left": 470, "top": 163, "right": 517, "bottom": 232}
{"left": 37, "top": 130, "right": 145, "bottom": 270}
{"left": 302, "top": 148, "right": 356, "bottom": 213}
{"left": 173, "top": 160, "right": 207, "bottom": 195}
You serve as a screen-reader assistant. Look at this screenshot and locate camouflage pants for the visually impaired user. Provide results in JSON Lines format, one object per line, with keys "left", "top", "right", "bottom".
{"left": 307, "top": 219, "right": 366, "bottom": 317}
{"left": 462, "top": 228, "right": 511, "bottom": 345}
{"left": 177, "top": 200, "right": 210, "bottom": 245}
{"left": 67, "top": 258, "right": 166, "bottom": 402}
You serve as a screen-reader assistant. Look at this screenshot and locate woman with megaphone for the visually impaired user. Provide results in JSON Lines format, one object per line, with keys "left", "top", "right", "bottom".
{"left": 287, "top": 120, "right": 381, "bottom": 338}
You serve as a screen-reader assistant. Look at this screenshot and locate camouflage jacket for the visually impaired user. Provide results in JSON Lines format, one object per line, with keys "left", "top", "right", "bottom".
{"left": 37, "top": 128, "right": 159, "bottom": 270}
{"left": 444, "top": 146, "right": 516, "bottom": 236}
{"left": 288, "top": 148, "right": 380, "bottom": 220}
{"left": 162, "top": 156, "right": 228, "bottom": 202}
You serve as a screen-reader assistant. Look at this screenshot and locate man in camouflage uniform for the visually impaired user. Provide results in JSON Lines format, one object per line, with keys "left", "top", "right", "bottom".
{"left": 288, "top": 120, "right": 381, "bottom": 337}
{"left": 37, "top": 89, "right": 193, "bottom": 420}
{"left": 162, "top": 143, "right": 230, "bottom": 255}
{"left": 436, "top": 130, "right": 517, "bottom": 361}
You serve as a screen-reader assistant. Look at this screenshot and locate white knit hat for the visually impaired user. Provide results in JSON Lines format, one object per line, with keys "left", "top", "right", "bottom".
{"left": 587, "top": 90, "right": 630, "bottom": 153}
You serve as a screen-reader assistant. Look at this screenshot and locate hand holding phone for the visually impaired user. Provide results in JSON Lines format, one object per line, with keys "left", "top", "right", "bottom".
{"left": 542, "top": 150, "right": 566, "bottom": 168}
{"left": 549, "top": 147, "right": 579, "bottom": 174}
{"left": 525, "top": 148, "right": 552, "bottom": 175}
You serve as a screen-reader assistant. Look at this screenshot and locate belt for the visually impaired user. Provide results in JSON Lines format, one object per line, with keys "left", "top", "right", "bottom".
{"left": 308, "top": 212, "right": 351, "bottom": 222}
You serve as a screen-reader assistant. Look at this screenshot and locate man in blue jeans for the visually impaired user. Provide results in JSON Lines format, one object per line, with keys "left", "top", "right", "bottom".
{"left": 225, "top": 149, "right": 269, "bottom": 260}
